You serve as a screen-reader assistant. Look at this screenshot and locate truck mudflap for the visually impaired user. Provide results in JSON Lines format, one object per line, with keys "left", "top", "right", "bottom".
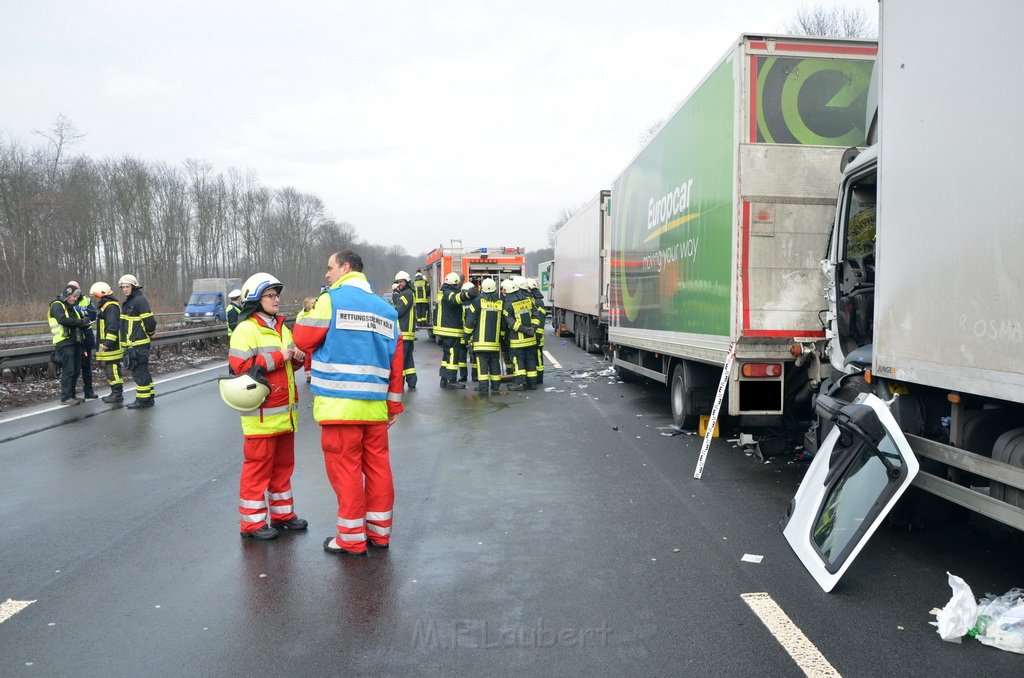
{"left": 781, "top": 393, "right": 919, "bottom": 592}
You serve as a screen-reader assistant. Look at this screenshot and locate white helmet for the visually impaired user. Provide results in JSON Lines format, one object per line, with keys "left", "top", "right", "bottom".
{"left": 480, "top": 278, "right": 497, "bottom": 293}
{"left": 444, "top": 272, "right": 461, "bottom": 286}
{"left": 525, "top": 278, "right": 539, "bottom": 290}
{"left": 228, "top": 289, "right": 242, "bottom": 300}
{"left": 240, "top": 272, "right": 283, "bottom": 303}
{"left": 118, "top": 274, "right": 140, "bottom": 288}
{"left": 512, "top": 276, "right": 527, "bottom": 290}
{"left": 394, "top": 270, "right": 411, "bottom": 283}
{"left": 218, "top": 370, "right": 270, "bottom": 412}
{"left": 461, "top": 281, "right": 475, "bottom": 291}
{"left": 90, "top": 282, "right": 114, "bottom": 298}
{"left": 500, "top": 279, "right": 519, "bottom": 294}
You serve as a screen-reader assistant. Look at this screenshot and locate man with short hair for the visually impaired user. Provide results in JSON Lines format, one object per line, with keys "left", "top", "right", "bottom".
{"left": 47, "top": 284, "right": 91, "bottom": 405}
{"left": 293, "top": 250, "right": 405, "bottom": 556}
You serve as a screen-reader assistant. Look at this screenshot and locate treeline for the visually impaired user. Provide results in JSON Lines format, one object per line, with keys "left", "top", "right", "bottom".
{"left": 0, "top": 126, "right": 423, "bottom": 314}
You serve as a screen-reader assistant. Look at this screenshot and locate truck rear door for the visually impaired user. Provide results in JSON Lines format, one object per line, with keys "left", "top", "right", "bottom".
{"left": 782, "top": 393, "right": 918, "bottom": 592}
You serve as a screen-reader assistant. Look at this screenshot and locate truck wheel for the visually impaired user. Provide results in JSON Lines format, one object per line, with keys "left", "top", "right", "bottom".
{"left": 671, "top": 362, "right": 699, "bottom": 429}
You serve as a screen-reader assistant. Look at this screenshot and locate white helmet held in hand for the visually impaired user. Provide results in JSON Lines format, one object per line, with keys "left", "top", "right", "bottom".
{"left": 240, "top": 272, "right": 283, "bottom": 303}
{"left": 461, "top": 281, "right": 475, "bottom": 291}
{"left": 118, "top": 274, "right": 140, "bottom": 288}
{"left": 444, "top": 272, "right": 461, "bottom": 286}
{"left": 218, "top": 370, "right": 270, "bottom": 412}
{"left": 480, "top": 278, "right": 497, "bottom": 293}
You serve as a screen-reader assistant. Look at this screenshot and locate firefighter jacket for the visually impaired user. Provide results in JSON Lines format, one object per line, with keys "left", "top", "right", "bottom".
{"left": 464, "top": 291, "right": 504, "bottom": 352}
{"left": 47, "top": 299, "right": 87, "bottom": 348}
{"left": 121, "top": 289, "right": 156, "bottom": 347}
{"left": 413, "top": 275, "right": 428, "bottom": 304}
{"left": 94, "top": 298, "right": 124, "bottom": 362}
{"left": 228, "top": 313, "right": 301, "bottom": 437}
{"left": 503, "top": 289, "right": 537, "bottom": 349}
{"left": 292, "top": 271, "right": 405, "bottom": 425}
{"left": 226, "top": 303, "right": 243, "bottom": 336}
{"left": 432, "top": 283, "right": 475, "bottom": 338}
{"left": 392, "top": 285, "right": 416, "bottom": 341}
{"left": 530, "top": 288, "right": 547, "bottom": 328}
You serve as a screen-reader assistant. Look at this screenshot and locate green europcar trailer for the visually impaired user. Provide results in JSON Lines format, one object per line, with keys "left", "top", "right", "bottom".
{"left": 609, "top": 34, "right": 876, "bottom": 428}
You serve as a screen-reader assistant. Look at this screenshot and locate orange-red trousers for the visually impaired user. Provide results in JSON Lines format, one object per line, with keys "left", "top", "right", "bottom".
{"left": 321, "top": 423, "right": 394, "bottom": 553}
{"left": 238, "top": 432, "right": 298, "bottom": 533}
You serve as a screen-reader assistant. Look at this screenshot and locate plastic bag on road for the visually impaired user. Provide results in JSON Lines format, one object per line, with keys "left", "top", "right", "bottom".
{"left": 933, "top": 572, "right": 1024, "bottom": 654}
{"left": 935, "top": 572, "right": 978, "bottom": 643}
{"left": 971, "top": 588, "right": 1024, "bottom": 654}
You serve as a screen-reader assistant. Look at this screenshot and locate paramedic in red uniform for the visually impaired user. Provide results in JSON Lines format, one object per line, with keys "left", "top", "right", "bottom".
{"left": 293, "top": 250, "right": 405, "bottom": 556}
{"left": 228, "top": 272, "right": 308, "bottom": 540}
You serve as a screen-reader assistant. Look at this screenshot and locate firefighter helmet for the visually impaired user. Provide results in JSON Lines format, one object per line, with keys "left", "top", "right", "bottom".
{"left": 480, "top": 278, "right": 497, "bottom": 293}
{"left": 500, "top": 279, "right": 519, "bottom": 294}
{"left": 461, "top": 281, "right": 475, "bottom": 291}
{"left": 218, "top": 369, "right": 270, "bottom": 412}
{"left": 394, "top": 270, "right": 411, "bottom": 283}
{"left": 118, "top": 274, "right": 140, "bottom": 288}
{"left": 240, "top": 272, "right": 283, "bottom": 303}
{"left": 228, "top": 288, "right": 242, "bottom": 300}
{"left": 89, "top": 282, "right": 114, "bottom": 298}
{"left": 512, "top": 276, "right": 527, "bottom": 289}
{"left": 444, "top": 272, "right": 461, "bottom": 286}
{"left": 525, "top": 278, "right": 538, "bottom": 290}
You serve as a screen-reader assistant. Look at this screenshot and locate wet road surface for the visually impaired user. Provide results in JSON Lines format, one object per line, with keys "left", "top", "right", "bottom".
{"left": 2, "top": 329, "right": 1022, "bottom": 676}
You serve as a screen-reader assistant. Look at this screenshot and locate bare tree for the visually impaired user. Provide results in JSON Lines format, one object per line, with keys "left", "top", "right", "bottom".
{"left": 784, "top": 5, "right": 877, "bottom": 38}
{"left": 547, "top": 207, "right": 578, "bottom": 248}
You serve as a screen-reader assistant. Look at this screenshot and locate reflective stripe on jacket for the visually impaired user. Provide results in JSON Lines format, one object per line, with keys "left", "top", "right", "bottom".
{"left": 121, "top": 290, "right": 156, "bottom": 347}
{"left": 392, "top": 286, "right": 416, "bottom": 341}
{"left": 464, "top": 293, "right": 503, "bottom": 352}
{"left": 47, "top": 299, "right": 82, "bottom": 346}
{"left": 228, "top": 314, "right": 299, "bottom": 437}
{"left": 432, "top": 284, "right": 472, "bottom": 338}
{"left": 95, "top": 298, "right": 124, "bottom": 361}
{"left": 293, "top": 271, "right": 405, "bottom": 424}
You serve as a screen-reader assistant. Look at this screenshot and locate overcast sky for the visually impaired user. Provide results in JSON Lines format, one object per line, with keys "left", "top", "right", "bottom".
{"left": 1, "top": 1, "right": 877, "bottom": 256}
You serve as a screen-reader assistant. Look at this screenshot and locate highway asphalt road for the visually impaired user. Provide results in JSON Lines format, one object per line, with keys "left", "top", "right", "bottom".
{"left": 2, "top": 329, "right": 1022, "bottom": 676}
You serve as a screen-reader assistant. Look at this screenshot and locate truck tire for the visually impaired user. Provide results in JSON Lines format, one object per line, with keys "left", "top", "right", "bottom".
{"left": 670, "top": 362, "right": 699, "bottom": 429}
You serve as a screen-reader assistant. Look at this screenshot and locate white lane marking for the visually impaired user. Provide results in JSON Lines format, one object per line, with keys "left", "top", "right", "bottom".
{"left": 0, "top": 599, "right": 36, "bottom": 624}
{"left": 741, "top": 592, "right": 841, "bottom": 677}
{"left": 543, "top": 351, "right": 561, "bottom": 369}
{"left": 0, "top": 362, "right": 227, "bottom": 425}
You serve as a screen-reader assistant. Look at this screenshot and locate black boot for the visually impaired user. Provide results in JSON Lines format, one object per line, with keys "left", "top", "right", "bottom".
{"left": 127, "top": 398, "right": 154, "bottom": 409}
{"left": 102, "top": 386, "right": 124, "bottom": 404}
{"left": 475, "top": 382, "right": 489, "bottom": 393}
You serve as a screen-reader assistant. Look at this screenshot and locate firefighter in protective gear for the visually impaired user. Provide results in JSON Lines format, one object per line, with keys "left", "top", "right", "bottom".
{"left": 293, "top": 250, "right": 405, "bottom": 556}
{"left": 47, "top": 284, "right": 91, "bottom": 405}
{"left": 463, "top": 278, "right": 505, "bottom": 394}
{"left": 90, "top": 282, "right": 126, "bottom": 403}
{"left": 433, "top": 271, "right": 476, "bottom": 388}
{"left": 226, "top": 289, "right": 243, "bottom": 336}
{"left": 118, "top": 274, "right": 157, "bottom": 409}
{"left": 392, "top": 270, "right": 417, "bottom": 389}
{"left": 502, "top": 278, "right": 538, "bottom": 390}
{"left": 458, "top": 280, "right": 476, "bottom": 382}
{"left": 412, "top": 269, "right": 430, "bottom": 327}
{"left": 228, "top": 272, "right": 307, "bottom": 540}
{"left": 525, "top": 278, "right": 547, "bottom": 384}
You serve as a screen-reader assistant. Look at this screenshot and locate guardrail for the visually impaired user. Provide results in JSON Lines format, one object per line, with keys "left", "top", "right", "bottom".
{"left": 0, "top": 323, "right": 230, "bottom": 370}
